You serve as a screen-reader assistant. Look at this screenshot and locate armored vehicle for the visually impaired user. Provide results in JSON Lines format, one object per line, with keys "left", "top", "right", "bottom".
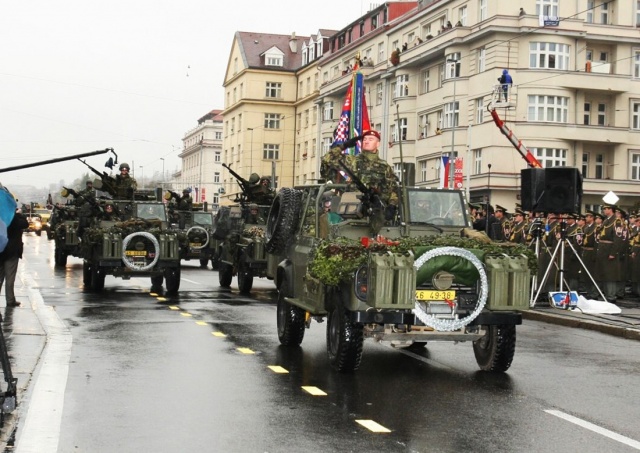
{"left": 265, "top": 183, "right": 532, "bottom": 373}
{"left": 165, "top": 191, "right": 217, "bottom": 268}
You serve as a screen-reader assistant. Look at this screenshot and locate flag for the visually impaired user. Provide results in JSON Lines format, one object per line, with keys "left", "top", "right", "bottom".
{"left": 439, "top": 156, "right": 450, "bottom": 189}
{"left": 331, "top": 61, "right": 371, "bottom": 155}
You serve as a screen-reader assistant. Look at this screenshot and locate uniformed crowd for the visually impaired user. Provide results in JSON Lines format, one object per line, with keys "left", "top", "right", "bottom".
{"left": 469, "top": 202, "right": 640, "bottom": 303}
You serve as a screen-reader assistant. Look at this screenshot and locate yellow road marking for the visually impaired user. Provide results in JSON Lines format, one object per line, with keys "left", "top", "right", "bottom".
{"left": 180, "top": 312, "right": 192, "bottom": 317}
{"left": 211, "top": 332, "right": 226, "bottom": 337}
{"left": 301, "top": 386, "right": 327, "bottom": 396}
{"left": 355, "top": 420, "right": 391, "bottom": 433}
{"left": 267, "top": 366, "right": 289, "bottom": 374}
{"left": 237, "top": 347, "right": 255, "bottom": 354}
{"left": 149, "top": 292, "right": 158, "bottom": 297}
{"left": 156, "top": 297, "right": 167, "bottom": 302}
{"left": 195, "top": 321, "right": 207, "bottom": 326}
{"left": 169, "top": 306, "right": 179, "bottom": 310}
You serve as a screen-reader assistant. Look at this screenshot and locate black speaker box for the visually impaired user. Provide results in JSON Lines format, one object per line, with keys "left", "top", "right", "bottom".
{"left": 521, "top": 167, "right": 582, "bottom": 213}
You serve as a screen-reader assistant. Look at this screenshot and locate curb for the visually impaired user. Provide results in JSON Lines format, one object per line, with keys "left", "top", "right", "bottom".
{"left": 522, "top": 310, "right": 640, "bottom": 341}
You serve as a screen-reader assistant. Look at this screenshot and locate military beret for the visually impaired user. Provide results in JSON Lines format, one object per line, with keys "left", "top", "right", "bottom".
{"left": 362, "top": 129, "right": 381, "bottom": 140}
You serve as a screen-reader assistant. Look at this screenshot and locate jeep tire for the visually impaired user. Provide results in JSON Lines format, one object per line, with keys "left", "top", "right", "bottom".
{"left": 265, "top": 188, "right": 303, "bottom": 254}
{"left": 473, "top": 324, "right": 516, "bottom": 372}
{"left": 164, "top": 268, "right": 181, "bottom": 295}
{"left": 91, "top": 265, "right": 106, "bottom": 292}
{"left": 276, "top": 279, "right": 305, "bottom": 346}
{"left": 237, "top": 259, "right": 253, "bottom": 294}
{"left": 219, "top": 262, "right": 233, "bottom": 288}
{"left": 54, "top": 248, "right": 67, "bottom": 268}
{"left": 82, "top": 261, "right": 92, "bottom": 287}
{"left": 326, "top": 298, "right": 364, "bottom": 373}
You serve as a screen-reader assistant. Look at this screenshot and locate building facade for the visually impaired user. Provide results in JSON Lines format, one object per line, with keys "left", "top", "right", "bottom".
{"left": 223, "top": 0, "right": 640, "bottom": 213}
{"left": 179, "top": 109, "right": 223, "bottom": 210}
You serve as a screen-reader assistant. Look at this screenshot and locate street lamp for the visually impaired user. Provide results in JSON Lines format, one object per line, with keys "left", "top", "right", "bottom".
{"left": 446, "top": 57, "right": 459, "bottom": 190}
{"left": 139, "top": 166, "right": 144, "bottom": 190}
{"left": 160, "top": 158, "right": 165, "bottom": 182}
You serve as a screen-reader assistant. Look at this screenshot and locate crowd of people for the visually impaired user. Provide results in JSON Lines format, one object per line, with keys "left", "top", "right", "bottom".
{"left": 469, "top": 202, "right": 639, "bottom": 303}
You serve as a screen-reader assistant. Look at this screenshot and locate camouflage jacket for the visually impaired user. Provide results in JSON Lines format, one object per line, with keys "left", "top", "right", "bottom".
{"left": 320, "top": 146, "right": 399, "bottom": 206}
{"left": 114, "top": 175, "right": 138, "bottom": 199}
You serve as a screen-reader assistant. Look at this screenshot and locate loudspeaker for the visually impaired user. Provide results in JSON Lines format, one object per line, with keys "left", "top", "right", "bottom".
{"left": 520, "top": 168, "right": 545, "bottom": 212}
{"left": 520, "top": 167, "right": 582, "bottom": 213}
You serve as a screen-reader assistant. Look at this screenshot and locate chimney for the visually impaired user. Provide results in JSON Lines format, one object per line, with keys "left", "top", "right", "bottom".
{"left": 289, "top": 32, "right": 298, "bottom": 53}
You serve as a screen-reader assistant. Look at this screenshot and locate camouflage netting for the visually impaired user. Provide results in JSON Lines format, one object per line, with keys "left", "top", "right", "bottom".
{"left": 243, "top": 226, "right": 265, "bottom": 239}
{"left": 308, "top": 235, "right": 537, "bottom": 287}
{"left": 82, "top": 219, "right": 171, "bottom": 254}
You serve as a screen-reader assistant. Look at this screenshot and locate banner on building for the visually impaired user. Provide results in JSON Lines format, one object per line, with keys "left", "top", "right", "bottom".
{"left": 454, "top": 157, "right": 464, "bottom": 189}
{"left": 201, "top": 187, "right": 206, "bottom": 202}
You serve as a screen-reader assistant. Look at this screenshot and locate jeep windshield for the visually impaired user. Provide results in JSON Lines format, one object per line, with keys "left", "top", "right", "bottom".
{"left": 405, "top": 188, "right": 468, "bottom": 228}
{"left": 137, "top": 203, "right": 167, "bottom": 221}
{"left": 193, "top": 212, "right": 213, "bottom": 226}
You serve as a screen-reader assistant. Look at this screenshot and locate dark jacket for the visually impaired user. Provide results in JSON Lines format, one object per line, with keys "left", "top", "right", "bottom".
{"left": 0, "top": 213, "right": 28, "bottom": 261}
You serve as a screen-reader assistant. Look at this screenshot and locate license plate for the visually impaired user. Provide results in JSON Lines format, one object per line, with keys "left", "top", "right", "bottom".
{"left": 189, "top": 243, "right": 201, "bottom": 247}
{"left": 415, "top": 290, "right": 456, "bottom": 301}
{"left": 125, "top": 251, "right": 147, "bottom": 256}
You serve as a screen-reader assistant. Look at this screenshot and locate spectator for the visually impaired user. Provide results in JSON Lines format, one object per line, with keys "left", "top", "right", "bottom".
{"left": 0, "top": 208, "right": 28, "bottom": 307}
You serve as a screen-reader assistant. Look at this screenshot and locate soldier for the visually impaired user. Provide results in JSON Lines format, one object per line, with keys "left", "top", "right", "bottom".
{"left": 508, "top": 208, "right": 528, "bottom": 244}
{"left": 580, "top": 211, "right": 598, "bottom": 298}
{"left": 101, "top": 201, "right": 120, "bottom": 221}
{"left": 320, "top": 129, "right": 399, "bottom": 216}
{"left": 244, "top": 203, "right": 264, "bottom": 224}
{"left": 489, "top": 205, "right": 509, "bottom": 241}
{"left": 178, "top": 189, "right": 193, "bottom": 210}
{"left": 630, "top": 216, "right": 640, "bottom": 296}
{"left": 75, "top": 181, "right": 95, "bottom": 207}
{"left": 595, "top": 204, "right": 619, "bottom": 302}
{"left": 564, "top": 214, "right": 583, "bottom": 291}
{"left": 613, "top": 207, "right": 629, "bottom": 299}
{"left": 114, "top": 163, "right": 138, "bottom": 199}
{"left": 250, "top": 176, "right": 276, "bottom": 206}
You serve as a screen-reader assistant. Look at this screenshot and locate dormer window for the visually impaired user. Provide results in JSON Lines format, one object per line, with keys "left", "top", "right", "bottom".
{"left": 263, "top": 46, "right": 284, "bottom": 67}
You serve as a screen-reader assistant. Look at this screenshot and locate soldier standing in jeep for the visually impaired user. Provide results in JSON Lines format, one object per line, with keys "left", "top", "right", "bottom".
{"left": 320, "top": 129, "right": 399, "bottom": 213}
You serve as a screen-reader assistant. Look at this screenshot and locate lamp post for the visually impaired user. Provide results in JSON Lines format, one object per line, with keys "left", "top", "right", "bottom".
{"left": 139, "top": 166, "right": 144, "bottom": 190}
{"left": 248, "top": 128, "right": 254, "bottom": 174}
{"left": 160, "top": 158, "right": 165, "bottom": 182}
{"left": 446, "top": 57, "right": 459, "bottom": 190}
{"left": 486, "top": 163, "right": 492, "bottom": 236}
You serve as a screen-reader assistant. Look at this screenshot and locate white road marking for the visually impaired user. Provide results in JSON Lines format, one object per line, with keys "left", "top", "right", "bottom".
{"left": 395, "top": 347, "right": 455, "bottom": 371}
{"left": 17, "top": 271, "right": 72, "bottom": 453}
{"left": 545, "top": 410, "right": 640, "bottom": 450}
{"left": 181, "top": 278, "right": 200, "bottom": 285}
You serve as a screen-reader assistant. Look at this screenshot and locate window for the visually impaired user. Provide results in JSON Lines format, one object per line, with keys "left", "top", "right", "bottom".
{"left": 595, "top": 154, "right": 604, "bottom": 179}
{"left": 527, "top": 95, "right": 569, "bottom": 122}
{"left": 265, "top": 82, "right": 282, "bottom": 98}
{"left": 587, "top": 0, "right": 594, "bottom": 23}
{"left": 378, "top": 42, "right": 385, "bottom": 62}
{"left": 312, "top": 106, "right": 317, "bottom": 125}
{"left": 395, "top": 74, "right": 409, "bottom": 97}
{"left": 420, "top": 160, "right": 427, "bottom": 182}
{"left": 536, "top": 0, "right": 558, "bottom": 17}
{"left": 479, "top": 0, "right": 487, "bottom": 21}
{"left": 371, "top": 14, "right": 378, "bottom": 29}
{"left": 582, "top": 153, "right": 589, "bottom": 178}
{"left": 233, "top": 87, "right": 237, "bottom": 103}
{"left": 230, "top": 118, "right": 235, "bottom": 135}
{"left": 376, "top": 83, "right": 383, "bottom": 105}
{"left": 445, "top": 53, "right": 461, "bottom": 79}
{"left": 531, "top": 148, "right": 567, "bottom": 167}
{"left": 473, "top": 149, "right": 482, "bottom": 175}
{"left": 264, "top": 113, "right": 281, "bottom": 129}
{"left": 215, "top": 132, "right": 222, "bottom": 140}
{"left": 322, "top": 137, "right": 332, "bottom": 155}
{"left": 459, "top": 6, "right": 467, "bottom": 25}
{"left": 214, "top": 172, "right": 220, "bottom": 183}
{"left": 393, "top": 163, "right": 403, "bottom": 182}
{"left": 304, "top": 110, "right": 309, "bottom": 128}
{"left": 632, "top": 102, "right": 640, "bottom": 129}
{"left": 238, "top": 114, "right": 242, "bottom": 132}
{"left": 584, "top": 103, "right": 591, "bottom": 125}
{"left": 237, "top": 144, "right": 241, "bottom": 162}
{"left": 265, "top": 52, "right": 283, "bottom": 66}
{"left": 529, "top": 42, "right": 569, "bottom": 70}
{"left": 323, "top": 102, "right": 334, "bottom": 121}
{"left": 637, "top": 0, "right": 640, "bottom": 26}
{"left": 213, "top": 194, "right": 219, "bottom": 205}
{"left": 398, "top": 118, "right": 408, "bottom": 140}
{"left": 314, "top": 73, "right": 319, "bottom": 91}
{"left": 420, "top": 69, "right": 430, "bottom": 94}
{"left": 392, "top": 40, "right": 399, "bottom": 52}
{"left": 475, "top": 98, "right": 484, "bottom": 124}
{"left": 634, "top": 50, "right": 640, "bottom": 78}
{"left": 477, "top": 47, "right": 486, "bottom": 73}
{"left": 215, "top": 151, "right": 221, "bottom": 163}
{"left": 419, "top": 114, "right": 428, "bottom": 138}
{"left": 600, "top": 2, "right": 608, "bottom": 24}
{"left": 631, "top": 153, "right": 640, "bottom": 180}
{"left": 312, "top": 139, "right": 317, "bottom": 157}
{"left": 443, "top": 102, "right": 459, "bottom": 128}
{"left": 296, "top": 113, "right": 302, "bottom": 131}
{"left": 597, "top": 103, "right": 606, "bottom": 126}
{"left": 263, "top": 144, "right": 280, "bottom": 160}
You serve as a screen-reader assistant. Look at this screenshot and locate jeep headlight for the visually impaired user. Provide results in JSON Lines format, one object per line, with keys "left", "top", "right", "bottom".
{"left": 354, "top": 265, "right": 368, "bottom": 301}
{"left": 432, "top": 271, "right": 454, "bottom": 290}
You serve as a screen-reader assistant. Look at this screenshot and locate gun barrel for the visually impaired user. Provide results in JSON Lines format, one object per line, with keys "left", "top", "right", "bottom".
{"left": 0, "top": 148, "right": 113, "bottom": 173}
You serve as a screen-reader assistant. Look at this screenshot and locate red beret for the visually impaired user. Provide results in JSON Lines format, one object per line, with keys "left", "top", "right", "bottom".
{"left": 362, "top": 129, "right": 380, "bottom": 140}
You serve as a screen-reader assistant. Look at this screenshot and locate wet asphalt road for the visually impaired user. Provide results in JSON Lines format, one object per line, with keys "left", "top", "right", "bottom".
{"left": 12, "top": 235, "right": 640, "bottom": 452}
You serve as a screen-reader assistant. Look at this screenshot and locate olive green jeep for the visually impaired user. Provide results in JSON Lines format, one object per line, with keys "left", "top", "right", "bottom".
{"left": 265, "top": 183, "right": 531, "bottom": 373}
{"left": 50, "top": 204, "right": 82, "bottom": 267}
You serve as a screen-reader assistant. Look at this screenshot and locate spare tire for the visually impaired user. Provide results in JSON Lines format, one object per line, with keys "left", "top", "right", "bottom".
{"left": 265, "top": 188, "right": 303, "bottom": 254}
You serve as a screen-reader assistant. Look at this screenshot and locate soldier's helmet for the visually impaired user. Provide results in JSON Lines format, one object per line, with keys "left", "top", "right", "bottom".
{"left": 86, "top": 180, "right": 93, "bottom": 187}
{"left": 249, "top": 203, "right": 258, "bottom": 211}
{"left": 248, "top": 173, "right": 260, "bottom": 184}
{"left": 119, "top": 163, "right": 130, "bottom": 171}
{"left": 182, "top": 188, "right": 190, "bottom": 195}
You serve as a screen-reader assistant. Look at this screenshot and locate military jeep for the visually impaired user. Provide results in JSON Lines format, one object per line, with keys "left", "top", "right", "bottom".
{"left": 80, "top": 195, "right": 182, "bottom": 294}
{"left": 50, "top": 204, "right": 82, "bottom": 267}
{"left": 265, "top": 183, "right": 531, "bottom": 373}
{"left": 216, "top": 204, "right": 272, "bottom": 293}
{"left": 169, "top": 205, "right": 217, "bottom": 268}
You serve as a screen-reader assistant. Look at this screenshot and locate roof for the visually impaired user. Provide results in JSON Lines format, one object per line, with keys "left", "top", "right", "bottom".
{"left": 236, "top": 31, "right": 311, "bottom": 71}
{"left": 198, "top": 109, "right": 223, "bottom": 124}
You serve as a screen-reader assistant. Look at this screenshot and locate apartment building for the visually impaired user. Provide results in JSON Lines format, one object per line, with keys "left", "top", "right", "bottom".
{"left": 223, "top": 0, "right": 640, "bottom": 213}
{"left": 179, "top": 109, "right": 223, "bottom": 209}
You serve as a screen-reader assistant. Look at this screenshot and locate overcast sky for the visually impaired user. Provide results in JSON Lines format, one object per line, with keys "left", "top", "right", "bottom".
{"left": 0, "top": 0, "right": 369, "bottom": 190}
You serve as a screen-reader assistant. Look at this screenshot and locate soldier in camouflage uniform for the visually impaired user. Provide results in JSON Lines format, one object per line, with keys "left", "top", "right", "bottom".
{"left": 178, "top": 189, "right": 193, "bottom": 210}
{"left": 320, "top": 129, "right": 399, "bottom": 211}
{"left": 114, "top": 163, "right": 138, "bottom": 199}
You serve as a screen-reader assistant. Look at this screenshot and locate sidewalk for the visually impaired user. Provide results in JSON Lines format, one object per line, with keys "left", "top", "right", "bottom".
{"left": 522, "top": 297, "right": 640, "bottom": 341}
